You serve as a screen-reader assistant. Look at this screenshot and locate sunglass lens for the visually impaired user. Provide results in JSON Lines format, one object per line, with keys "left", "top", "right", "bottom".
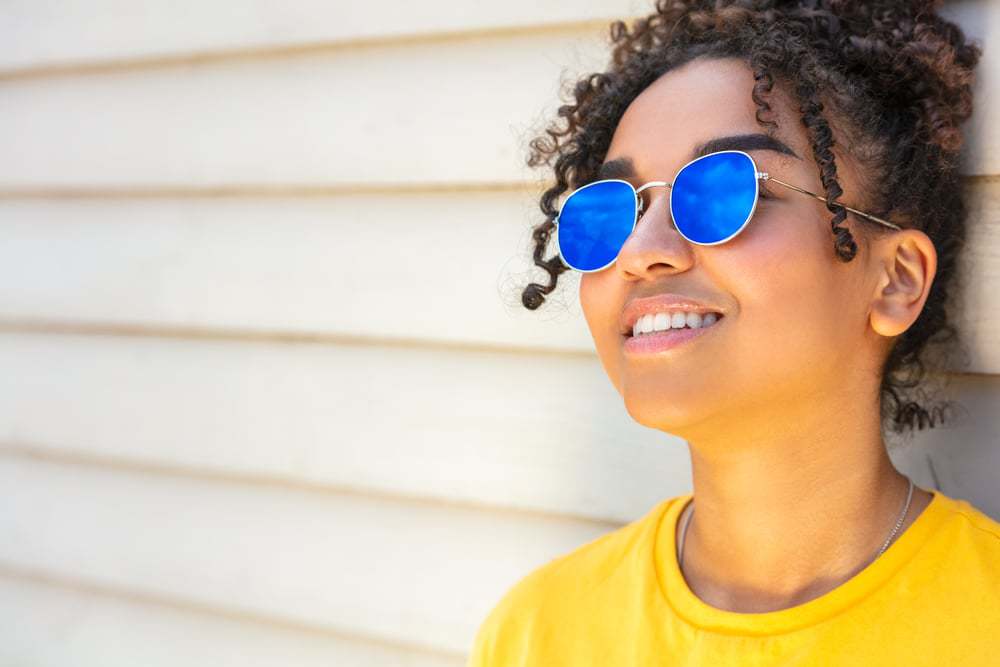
{"left": 671, "top": 151, "right": 757, "bottom": 244}
{"left": 556, "top": 180, "right": 637, "bottom": 271}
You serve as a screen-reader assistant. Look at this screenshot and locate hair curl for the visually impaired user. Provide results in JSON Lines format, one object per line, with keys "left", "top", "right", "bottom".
{"left": 519, "top": 0, "right": 982, "bottom": 438}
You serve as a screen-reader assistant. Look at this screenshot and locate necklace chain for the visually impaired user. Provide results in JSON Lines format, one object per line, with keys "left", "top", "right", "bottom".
{"left": 677, "top": 477, "right": 915, "bottom": 573}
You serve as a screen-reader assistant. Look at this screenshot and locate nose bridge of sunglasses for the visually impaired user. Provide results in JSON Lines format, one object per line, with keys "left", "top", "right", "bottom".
{"left": 634, "top": 181, "right": 671, "bottom": 214}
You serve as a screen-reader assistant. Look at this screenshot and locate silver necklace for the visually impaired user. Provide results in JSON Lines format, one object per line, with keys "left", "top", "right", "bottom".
{"left": 676, "top": 477, "right": 915, "bottom": 572}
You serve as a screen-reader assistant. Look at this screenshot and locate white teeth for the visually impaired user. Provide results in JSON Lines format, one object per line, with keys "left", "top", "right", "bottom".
{"left": 630, "top": 310, "right": 722, "bottom": 336}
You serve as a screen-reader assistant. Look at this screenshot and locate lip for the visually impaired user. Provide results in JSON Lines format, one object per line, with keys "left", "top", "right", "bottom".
{"left": 623, "top": 318, "right": 723, "bottom": 355}
{"left": 620, "top": 293, "right": 726, "bottom": 336}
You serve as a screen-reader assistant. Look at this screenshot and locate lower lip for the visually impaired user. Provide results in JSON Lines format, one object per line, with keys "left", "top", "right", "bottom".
{"left": 623, "top": 318, "right": 723, "bottom": 355}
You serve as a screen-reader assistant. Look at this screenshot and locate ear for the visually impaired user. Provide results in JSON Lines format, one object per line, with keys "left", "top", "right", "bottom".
{"left": 869, "top": 230, "right": 938, "bottom": 338}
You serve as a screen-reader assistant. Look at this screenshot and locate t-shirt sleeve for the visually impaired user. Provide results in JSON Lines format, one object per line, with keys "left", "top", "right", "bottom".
{"left": 465, "top": 612, "right": 496, "bottom": 667}
{"left": 466, "top": 589, "right": 520, "bottom": 667}
{"left": 465, "top": 570, "right": 545, "bottom": 667}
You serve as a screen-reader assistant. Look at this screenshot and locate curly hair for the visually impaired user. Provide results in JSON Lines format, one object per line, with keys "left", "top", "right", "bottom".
{"left": 519, "top": 0, "right": 982, "bottom": 440}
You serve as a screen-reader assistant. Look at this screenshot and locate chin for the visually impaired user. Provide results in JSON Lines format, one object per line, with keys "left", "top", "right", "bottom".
{"left": 620, "top": 388, "right": 708, "bottom": 436}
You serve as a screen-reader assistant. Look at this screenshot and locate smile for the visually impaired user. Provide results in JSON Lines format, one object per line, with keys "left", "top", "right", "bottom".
{"left": 623, "top": 313, "right": 724, "bottom": 354}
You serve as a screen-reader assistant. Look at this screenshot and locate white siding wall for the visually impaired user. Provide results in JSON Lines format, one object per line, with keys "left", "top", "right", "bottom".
{"left": 0, "top": 2, "right": 996, "bottom": 664}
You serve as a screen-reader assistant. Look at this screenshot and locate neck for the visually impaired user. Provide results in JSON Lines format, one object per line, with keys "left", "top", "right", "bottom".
{"left": 672, "top": 390, "right": 931, "bottom": 613}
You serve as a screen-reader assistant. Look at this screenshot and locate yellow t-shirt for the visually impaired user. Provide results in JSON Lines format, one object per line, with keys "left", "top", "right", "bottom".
{"left": 468, "top": 488, "right": 1000, "bottom": 665}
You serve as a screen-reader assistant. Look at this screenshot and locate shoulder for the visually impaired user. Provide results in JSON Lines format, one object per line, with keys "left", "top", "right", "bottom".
{"left": 467, "top": 495, "right": 681, "bottom": 666}
{"left": 935, "top": 492, "right": 1000, "bottom": 545}
{"left": 924, "top": 492, "right": 1000, "bottom": 597}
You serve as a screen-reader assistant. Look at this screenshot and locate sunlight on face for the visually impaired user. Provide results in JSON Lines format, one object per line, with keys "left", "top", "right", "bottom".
{"left": 579, "top": 56, "right": 883, "bottom": 441}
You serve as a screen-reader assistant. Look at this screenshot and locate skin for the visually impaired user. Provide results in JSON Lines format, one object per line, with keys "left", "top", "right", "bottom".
{"left": 579, "top": 56, "right": 938, "bottom": 612}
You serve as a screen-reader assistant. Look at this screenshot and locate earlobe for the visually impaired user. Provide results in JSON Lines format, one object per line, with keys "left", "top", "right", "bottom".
{"left": 869, "top": 231, "right": 937, "bottom": 338}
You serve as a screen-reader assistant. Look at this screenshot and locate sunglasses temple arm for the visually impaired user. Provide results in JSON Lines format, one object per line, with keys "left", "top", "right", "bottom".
{"left": 764, "top": 176, "right": 901, "bottom": 231}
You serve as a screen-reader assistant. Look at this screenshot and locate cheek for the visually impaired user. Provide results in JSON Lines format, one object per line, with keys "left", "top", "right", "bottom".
{"left": 579, "top": 273, "right": 624, "bottom": 391}
{"left": 720, "top": 210, "right": 859, "bottom": 381}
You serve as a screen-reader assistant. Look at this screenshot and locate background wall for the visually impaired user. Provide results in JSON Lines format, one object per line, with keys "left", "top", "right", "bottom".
{"left": 0, "top": 1, "right": 996, "bottom": 664}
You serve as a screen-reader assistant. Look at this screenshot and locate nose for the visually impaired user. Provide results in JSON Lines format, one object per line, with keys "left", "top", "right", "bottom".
{"left": 613, "top": 189, "right": 696, "bottom": 280}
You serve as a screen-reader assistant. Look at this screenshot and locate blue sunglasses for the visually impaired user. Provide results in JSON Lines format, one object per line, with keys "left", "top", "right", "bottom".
{"left": 554, "top": 149, "right": 902, "bottom": 272}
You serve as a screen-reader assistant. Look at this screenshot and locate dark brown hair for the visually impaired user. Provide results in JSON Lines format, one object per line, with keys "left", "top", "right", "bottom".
{"left": 520, "top": 0, "right": 981, "bottom": 438}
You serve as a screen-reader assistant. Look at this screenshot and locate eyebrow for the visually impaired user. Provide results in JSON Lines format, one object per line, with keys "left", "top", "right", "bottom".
{"left": 596, "top": 133, "right": 801, "bottom": 180}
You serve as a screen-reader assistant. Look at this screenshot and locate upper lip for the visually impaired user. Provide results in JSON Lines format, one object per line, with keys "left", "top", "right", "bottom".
{"left": 620, "top": 293, "right": 726, "bottom": 336}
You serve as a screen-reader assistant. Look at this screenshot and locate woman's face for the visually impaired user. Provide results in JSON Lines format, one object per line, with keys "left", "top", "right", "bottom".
{"left": 580, "top": 56, "right": 887, "bottom": 440}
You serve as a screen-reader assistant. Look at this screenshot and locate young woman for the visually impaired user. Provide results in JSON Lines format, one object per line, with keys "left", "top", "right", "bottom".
{"left": 470, "top": 1, "right": 999, "bottom": 664}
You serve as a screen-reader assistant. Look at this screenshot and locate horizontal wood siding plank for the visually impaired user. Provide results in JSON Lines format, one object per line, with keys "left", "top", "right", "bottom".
{"left": 959, "top": 178, "right": 1000, "bottom": 371}
{"left": 0, "top": 192, "right": 595, "bottom": 353}
{"left": 0, "top": 455, "right": 617, "bottom": 655}
{"left": 0, "top": 31, "right": 609, "bottom": 187}
{"left": 0, "top": 575, "right": 465, "bottom": 667}
{"left": 887, "top": 372, "right": 1000, "bottom": 520}
{"left": 941, "top": 1, "right": 1000, "bottom": 176}
{"left": 0, "top": 0, "right": 646, "bottom": 72}
{"left": 0, "top": 331, "right": 692, "bottom": 524}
